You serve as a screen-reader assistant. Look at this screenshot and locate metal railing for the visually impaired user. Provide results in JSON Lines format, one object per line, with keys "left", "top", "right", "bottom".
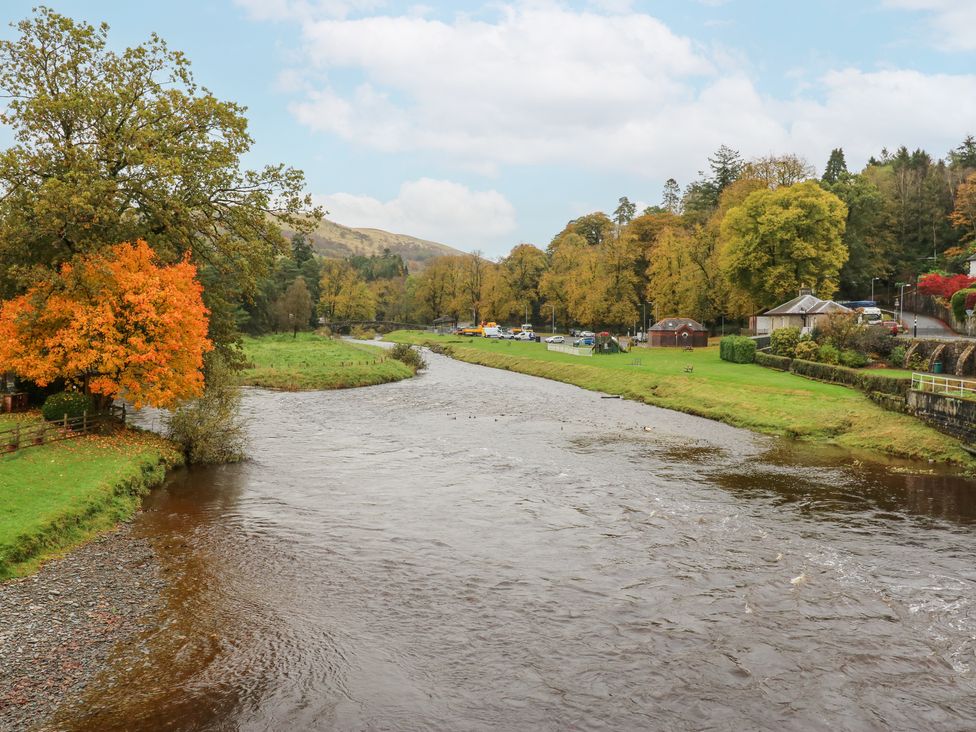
{"left": 547, "top": 343, "right": 593, "bottom": 357}
{"left": 911, "top": 372, "right": 976, "bottom": 398}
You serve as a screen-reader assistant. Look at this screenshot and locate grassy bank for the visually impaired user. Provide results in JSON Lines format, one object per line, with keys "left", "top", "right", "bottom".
{"left": 0, "top": 414, "right": 182, "bottom": 579}
{"left": 386, "top": 331, "right": 972, "bottom": 466}
{"left": 240, "top": 332, "right": 414, "bottom": 390}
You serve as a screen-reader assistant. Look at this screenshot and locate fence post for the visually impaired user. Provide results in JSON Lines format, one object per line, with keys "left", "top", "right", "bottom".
{"left": 63, "top": 413, "right": 68, "bottom": 429}
{"left": 83, "top": 410, "right": 87, "bottom": 433}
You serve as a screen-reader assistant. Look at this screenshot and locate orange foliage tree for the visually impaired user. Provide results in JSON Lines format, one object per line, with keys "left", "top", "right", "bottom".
{"left": 0, "top": 240, "right": 211, "bottom": 408}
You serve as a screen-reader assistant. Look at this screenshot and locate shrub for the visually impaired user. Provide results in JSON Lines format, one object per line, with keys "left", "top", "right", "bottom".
{"left": 41, "top": 390, "right": 94, "bottom": 422}
{"left": 855, "top": 327, "right": 896, "bottom": 358}
{"left": 811, "top": 312, "right": 861, "bottom": 351}
{"left": 839, "top": 349, "right": 869, "bottom": 368}
{"left": 755, "top": 352, "right": 792, "bottom": 370}
{"left": 390, "top": 343, "right": 427, "bottom": 372}
{"left": 167, "top": 354, "right": 248, "bottom": 464}
{"left": 817, "top": 343, "right": 840, "bottom": 365}
{"left": 793, "top": 340, "right": 819, "bottom": 361}
{"left": 889, "top": 345, "right": 907, "bottom": 368}
{"left": 350, "top": 325, "right": 376, "bottom": 340}
{"left": 907, "top": 352, "right": 927, "bottom": 371}
{"left": 719, "top": 336, "right": 756, "bottom": 363}
{"left": 769, "top": 327, "right": 801, "bottom": 357}
{"left": 950, "top": 288, "right": 976, "bottom": 323}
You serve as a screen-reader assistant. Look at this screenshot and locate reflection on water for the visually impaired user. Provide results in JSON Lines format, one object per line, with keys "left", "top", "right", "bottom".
{"left": 50, "top": 351, "right": 976, "bottom": 731}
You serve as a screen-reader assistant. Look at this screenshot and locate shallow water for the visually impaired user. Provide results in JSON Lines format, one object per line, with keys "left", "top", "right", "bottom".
{"left": 52, "top": 351, "right": 976, "bottom": 730}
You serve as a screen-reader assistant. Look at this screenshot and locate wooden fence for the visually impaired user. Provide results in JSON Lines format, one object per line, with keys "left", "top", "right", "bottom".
{"left": 0, "top": 406, "right": 126, "bottom": 455}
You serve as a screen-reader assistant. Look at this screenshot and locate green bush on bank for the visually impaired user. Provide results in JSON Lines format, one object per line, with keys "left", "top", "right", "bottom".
{"left": 770, "top": 327, "right": 801, "bottom": 357}
{"left": 41, "top": 391, "right": 94, "bottom": 421}
{"left": 755, "top": 352, "right": 792, "bottom": 370}
{"left": 719, "top": 336, "right": 756, "bottom": 363}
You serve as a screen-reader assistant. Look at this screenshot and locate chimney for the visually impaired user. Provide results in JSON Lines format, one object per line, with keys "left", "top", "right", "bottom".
{"left": 798, "top": 287, "right": 813, "bottom": 297}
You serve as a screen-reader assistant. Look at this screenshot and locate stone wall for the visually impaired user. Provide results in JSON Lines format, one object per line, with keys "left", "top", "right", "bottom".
{"left": 904, "top": 339, "right": 976, "bottom": 377}
{"left": 907, "top": 391, "right": 976, "bottom": 444}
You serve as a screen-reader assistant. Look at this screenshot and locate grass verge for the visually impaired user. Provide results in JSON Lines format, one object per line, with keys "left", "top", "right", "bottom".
{"left": 0, "top": 415, "right": 182, "bottom": 580}
{"left": 240, "top": 332, "right": 414, "bottom": 390}
{"left": 386, "top": 331, "right": 973, "bottom": 467}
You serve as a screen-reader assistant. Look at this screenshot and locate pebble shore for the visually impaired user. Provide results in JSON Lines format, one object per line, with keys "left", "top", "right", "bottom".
{"left": 0, "top": 524, "right": 165, "bottom": 732}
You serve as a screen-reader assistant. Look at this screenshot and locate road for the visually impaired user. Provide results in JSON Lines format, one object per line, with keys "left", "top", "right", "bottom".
{"left": 900, "top": 311, "right": 971, "bottom": 340}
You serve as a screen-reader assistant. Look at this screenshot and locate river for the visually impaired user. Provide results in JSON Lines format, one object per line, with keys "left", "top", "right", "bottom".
{"left": 50, "top": 350, "right": 976, "bottom": 731}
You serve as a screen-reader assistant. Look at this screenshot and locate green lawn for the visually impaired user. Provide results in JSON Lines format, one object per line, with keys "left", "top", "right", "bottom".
{"left": 386, "top": 331, "right": 971, "bottom": 466}
{"left": 240, "top": 332, "right": 414, "bottom": 390}
{"left": 0, "top": 415, "right": 180, "bottom": 579}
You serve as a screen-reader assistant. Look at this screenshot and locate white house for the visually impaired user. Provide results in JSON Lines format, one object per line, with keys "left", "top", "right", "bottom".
{"left": 762, "top": 289, "right": 851, "bottom": 334}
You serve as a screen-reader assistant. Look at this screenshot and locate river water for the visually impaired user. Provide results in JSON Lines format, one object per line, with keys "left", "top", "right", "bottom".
{"left": 51, "top": 351, "right": 976, "bottom": 731}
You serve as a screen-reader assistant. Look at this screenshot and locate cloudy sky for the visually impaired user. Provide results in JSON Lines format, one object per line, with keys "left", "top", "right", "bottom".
{"left": 3, "top": 1, "right": 975, "bottom": 256}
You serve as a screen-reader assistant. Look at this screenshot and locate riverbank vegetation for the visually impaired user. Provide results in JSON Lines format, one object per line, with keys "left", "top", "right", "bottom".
{"left": 240, "top": 333, "right": 415, "bottom": 391}
{"left": 386, "top": 332, "right": 971, "bottom": 466}
{"left": 0, "top": 415, "right": 181, "bottom": 579}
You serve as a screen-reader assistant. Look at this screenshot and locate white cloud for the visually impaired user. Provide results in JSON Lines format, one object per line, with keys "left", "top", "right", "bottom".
{"left": 265, "top": 3, "right": 976, "bottom": 192}
{"left": 316, "top": 178, "right": 517, "bottom": 250}
{"left": 883, "top": 0, "right": 976, "bottom": 51}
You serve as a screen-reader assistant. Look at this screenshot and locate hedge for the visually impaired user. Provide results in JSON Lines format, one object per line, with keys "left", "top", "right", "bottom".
{"left": 41, "top": 391, "right": 94, "bottom": 422}
{"left": 719, "top": 336, "right": 756, "bottom": 364}
{"left": 788, "top": 358, "right": 910, "bottom": 397}
{"left": 755, "top": 352, "right": 792, "bottom": 370}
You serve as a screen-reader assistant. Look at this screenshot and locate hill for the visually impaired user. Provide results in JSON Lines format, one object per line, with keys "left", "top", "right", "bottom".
{"left": 285, "top": 218, "right": 466, "bottom": 272}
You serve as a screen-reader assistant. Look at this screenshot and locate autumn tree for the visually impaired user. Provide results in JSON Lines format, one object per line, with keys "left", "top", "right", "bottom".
{"left": 318, "top": 260, "right": 375, "bottom": 321}
{"left": 0, "top": 240, "right": 211, "bottom": 408}
{"left": 741, "top": 154, "right": 815, "bottom": 189}
{"left": 951, "top": 172, "right": 976, "bottom": 244}
{"left": 0, "top": 8, "right": 320, "bottom": 361}
{"left": 414, "top": 256, "right": 461, "bottom": 321}
{"left": 500, "top": 243, "right": 547, "bottom": 323}
{"left": 720, "top": 181, "right": 848, "bottom": 306}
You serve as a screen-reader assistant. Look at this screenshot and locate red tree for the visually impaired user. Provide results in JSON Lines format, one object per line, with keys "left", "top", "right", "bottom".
{"left": 0, "top": 240, "right": 212, "bottom": 408}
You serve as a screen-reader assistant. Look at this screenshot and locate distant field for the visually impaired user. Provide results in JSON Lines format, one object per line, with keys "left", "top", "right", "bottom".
{"left": 240, "top": 333, "right": 414, "bottom": 390}
{"left": 385, "top": 331, "right": 969, "bottom": 466}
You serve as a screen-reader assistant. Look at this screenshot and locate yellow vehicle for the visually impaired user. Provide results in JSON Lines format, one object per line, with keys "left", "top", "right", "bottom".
{"left": 459, "top": 321, "right": 499, "bottom": 337}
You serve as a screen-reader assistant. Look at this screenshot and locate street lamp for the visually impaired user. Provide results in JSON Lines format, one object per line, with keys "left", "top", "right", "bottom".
{"left": 870, "top": 277, "right": 880, "bottom": 303}
{"left": 898, "top": 283, "right": 912, "bottom": 326}
{"left": 548, "top": 304, "right": 556, "bottom": 334}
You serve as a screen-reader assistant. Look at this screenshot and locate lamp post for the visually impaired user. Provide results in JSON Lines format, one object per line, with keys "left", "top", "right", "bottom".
{"left": 898, "top": 283, "right": 912, "bottom": 326}
{"left": 641, "top": 301, "right": 647, "bottom": 341}
{"left": 549, "top": 304, "right": 556, "bottom": 334}
{"left": 871, "top": 277, "right": 879, "bottom": 303}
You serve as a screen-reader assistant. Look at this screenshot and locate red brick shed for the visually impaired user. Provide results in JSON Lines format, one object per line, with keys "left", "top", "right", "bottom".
{"left": 648, "top": 318, "right": 708, "bottom": 348}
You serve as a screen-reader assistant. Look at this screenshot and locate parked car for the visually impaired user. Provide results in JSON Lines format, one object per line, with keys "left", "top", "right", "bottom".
{"left": 545, "top": 335, "right": 564, "bottom": 344}
{"left": 879, "top": 320, "right": 905, "bottom": 335}
{"left": 573, "top": 337, "right": 595, "bottom": 347}
{"left": 515, "top": 331, "right": 535, "bottom": 341}
{"left": 579, "top": 330, "right": 595, "bottom": 338}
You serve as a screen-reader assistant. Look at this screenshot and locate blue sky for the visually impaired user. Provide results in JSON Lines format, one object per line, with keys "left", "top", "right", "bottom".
{"left": 2, "top": 1, "right": 975, "bottom": 257}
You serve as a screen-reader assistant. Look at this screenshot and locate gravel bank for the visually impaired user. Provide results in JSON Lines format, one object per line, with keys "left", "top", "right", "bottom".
{"left": 0, "top": 523, "right": 165, "bottom": 732}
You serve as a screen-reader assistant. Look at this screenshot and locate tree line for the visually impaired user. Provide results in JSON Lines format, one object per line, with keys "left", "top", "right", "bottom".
{"left": 301, "top": 139, "right": 976, "bottom": 332}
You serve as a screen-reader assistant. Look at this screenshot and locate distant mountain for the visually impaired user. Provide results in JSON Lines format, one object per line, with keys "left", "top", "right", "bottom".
{"left": 284, "top": 218, "right": 465, "bottom": 272}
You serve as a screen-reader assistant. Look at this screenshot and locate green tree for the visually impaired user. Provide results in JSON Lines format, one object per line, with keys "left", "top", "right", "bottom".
{"left": 662, "top": 178, "right": 681, "bottom": 214}
{"left": 613, "top": 196, "right": 637, "bottom": 227}
{"left": 709, "top": 145, "right": 744, "bottom": 192}
{"left": 720, "top": 181, "right": 849, "bottom": 306}
{"left": 822, "top": 148, "right": 848, "bottom": 184}
{"left": 290, "top": 233, "right": 315, "bottom": 265}
{"left": 0, "top": 8, "right": 321, "bottom": 362}
{"left": 273, "top": 277, "right": 313, "bottom": 337}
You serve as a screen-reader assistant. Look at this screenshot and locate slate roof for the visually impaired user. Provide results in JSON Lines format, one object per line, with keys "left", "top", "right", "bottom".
{"left": 763, "top": 294, "right": 851, "bottom": 316}
{"left": 649, "top": 317, "right": 707, "bottom": 331}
